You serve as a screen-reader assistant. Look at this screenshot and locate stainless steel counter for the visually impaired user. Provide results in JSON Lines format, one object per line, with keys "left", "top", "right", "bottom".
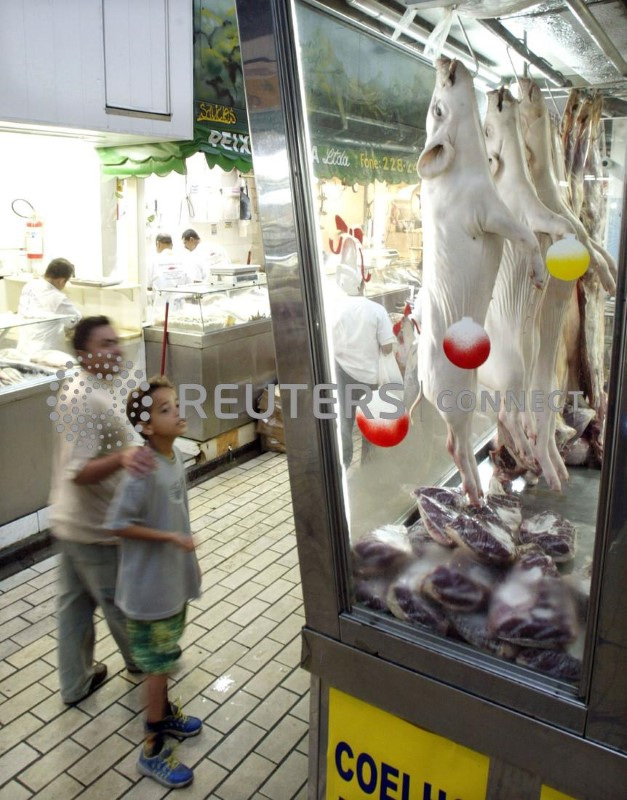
{"left": 144, "top": 319, "right": 277, "bottom": 441}
{"left": 0, "top": 374, "right": 58, "bottom": 525}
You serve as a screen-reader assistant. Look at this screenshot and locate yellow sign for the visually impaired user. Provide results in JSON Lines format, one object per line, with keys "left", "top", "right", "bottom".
{"left": 540, "top": 786, "right": 577, "bottom": 800}
{"left": 327, "top": 688, "right": 490, "bottom": 799}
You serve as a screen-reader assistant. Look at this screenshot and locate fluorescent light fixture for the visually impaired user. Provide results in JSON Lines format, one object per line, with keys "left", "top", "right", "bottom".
{"left": 347, "top": 0, "right": 502, "bottom": 85}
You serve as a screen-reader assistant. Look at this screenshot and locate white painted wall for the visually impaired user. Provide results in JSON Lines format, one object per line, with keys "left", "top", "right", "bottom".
{"left": 0, "top": 133, "right": 104, "bottom": 276}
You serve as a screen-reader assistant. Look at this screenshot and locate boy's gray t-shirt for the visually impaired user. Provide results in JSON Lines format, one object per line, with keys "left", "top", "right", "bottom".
{"left": 105, "top": 448, "right": 201, "bottom": 620}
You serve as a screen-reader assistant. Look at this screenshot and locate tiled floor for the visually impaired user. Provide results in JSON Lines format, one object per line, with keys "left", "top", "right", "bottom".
{"left": 0, "top": 453, "right": 310, "bottom": 799}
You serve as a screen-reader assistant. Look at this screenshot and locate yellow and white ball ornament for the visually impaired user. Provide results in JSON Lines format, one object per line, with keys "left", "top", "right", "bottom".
{"left": 545, "top": 234, "right": 590, "bottom": 281}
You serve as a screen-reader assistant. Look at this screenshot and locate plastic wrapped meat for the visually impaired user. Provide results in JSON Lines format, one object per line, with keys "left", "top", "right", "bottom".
{"left": 488, "top": 568, "right": 578, "bottom": 647}
{"left": 445, "top": 506, "right": 517, "bottom": 565}
{"left": 515, "top": 648, "right": 582, "bottom": 681}
{"left": 354, "top": 577, "right": 391, "bottom": 612}
{"left": 405, "top": 519, "right": 433, "bottom": 555}
{"left": 447, "top": 612, "right": 518, "bottom": 660}
{"left": 484, "top": 492, "right": 522, "bottom": 534}
{"left": 351, "top": 525, "right": 414, "bottom": 578}
{"left": 564, "top": 564, "right": 592, "bottom": 620}
{"left": 413, "top": 487, "right": 463, "bottom": 546}
{"left": 422, "top": 552, "right": 498, "bottom": 612}
{"left": 518, "top": 511, "right": 577, "bottom": 563}
{"left": 516, "top": 542, "right": 560, "bottom": 577}
{"left": 387, "top": 562, "right": 450, "bottom": 634}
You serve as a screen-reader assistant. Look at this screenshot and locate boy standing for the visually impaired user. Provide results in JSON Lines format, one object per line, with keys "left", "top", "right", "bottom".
{"left": 105, "top": 376, "right": 202, "bottom": 789}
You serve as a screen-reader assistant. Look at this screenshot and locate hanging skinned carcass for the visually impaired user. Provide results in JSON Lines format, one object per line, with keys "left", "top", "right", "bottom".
{"left": 517, "top": 78, "right": 616, "bottom": 492}
{"left": 559, "top": 91, "right": 611, "bottom": 464}
{"left": 479, "top": 87, "right": 573, "bottom": 482}
{"left": 416, "top": 58, "right": 545, "bottom": 506}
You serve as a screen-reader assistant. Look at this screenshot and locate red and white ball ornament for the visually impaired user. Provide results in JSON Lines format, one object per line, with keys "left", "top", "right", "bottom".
{"left": 356, "top": 390, "right": 409, "bottom": 448}
{"left": 443, "top": 316, "right": 491, "bottom": 370}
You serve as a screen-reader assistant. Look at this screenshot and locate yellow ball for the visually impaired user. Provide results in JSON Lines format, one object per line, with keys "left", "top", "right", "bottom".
{"left": 546, "top": 236, "right": 590, "bottom": 281}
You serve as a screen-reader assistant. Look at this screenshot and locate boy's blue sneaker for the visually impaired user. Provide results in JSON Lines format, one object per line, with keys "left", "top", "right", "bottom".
{"left": 157, "top": 701, "right": 202, "bottom": 738}
{"left": 137, "top": 745, "right": 193, "bottom": 789}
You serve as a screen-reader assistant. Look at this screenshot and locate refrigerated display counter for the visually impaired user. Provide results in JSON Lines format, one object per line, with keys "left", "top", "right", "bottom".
{"left": 235, "top": 1, "right": 627, "bottom": 797}
{"left": 144, "top": 283, "right": 276, "bottom": 441}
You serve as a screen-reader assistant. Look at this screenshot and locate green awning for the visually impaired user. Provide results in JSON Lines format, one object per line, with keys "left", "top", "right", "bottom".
{"left": 98, "top": 126, "right": 252, "bottom": 179}
{"left": 98, "top": 141, "right": 197, "bottom": 178}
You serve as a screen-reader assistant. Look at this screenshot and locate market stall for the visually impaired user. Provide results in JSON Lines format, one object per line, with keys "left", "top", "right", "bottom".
{"left": 235, "top": 0, "right": 627, "bottom": 797}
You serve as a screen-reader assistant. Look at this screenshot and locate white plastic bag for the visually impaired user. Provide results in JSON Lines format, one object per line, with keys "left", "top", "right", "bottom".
{"left": 378, "top": 351, "right": 403, "bottom": 390}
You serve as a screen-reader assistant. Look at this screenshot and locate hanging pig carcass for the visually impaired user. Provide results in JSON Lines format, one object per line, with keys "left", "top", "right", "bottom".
{"left": 479, "top": 87, "right": 573, "bottom": 480}
{"left": 517, "top": 79, "right": 615, "bottom": 491}
{"left": 417, "top": 58, "right": 545, "bottom": 505}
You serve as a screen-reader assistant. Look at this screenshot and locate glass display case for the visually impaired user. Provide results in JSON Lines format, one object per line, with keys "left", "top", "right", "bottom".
{"left": 2, "top": 276, "right": 143, "bottom": 340}
{"left": 0, "top": 312, "right": 75, "bottom": 392}
{"left": 149, "top": 281, "right": 271, "bottom": 332}
{"left": 144, "top": 282, "right": 275, "bottom": 442}
{"left": 0, "top": 313, "right": 77, "bottom": 526}
{"left": 236, "top": 0, "right": 627, "bottom": 797}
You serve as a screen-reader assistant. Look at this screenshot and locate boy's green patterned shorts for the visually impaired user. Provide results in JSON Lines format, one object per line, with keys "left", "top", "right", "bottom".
{"left": 127, "top": 606, "right": 187, "bottom": 674}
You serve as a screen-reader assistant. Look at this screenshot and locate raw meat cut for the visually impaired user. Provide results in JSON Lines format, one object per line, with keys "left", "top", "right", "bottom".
{"left": 354, "top": 577, "right": 392, "bottom": 612}
{"left": 447, "top": 611, "right": 519, "bottom": 660}
{"left": 351, "top": 525, "right": 414, "bottom": 577}
{"left": 387, "top": 562, "right": 450, "bottom": 634}
{"left": 516, "top": 542, "right": 560, "bottom": 577}
{"left": 413, "top": 486, "right": 463, "bottom": 546}
{"left": 488, "top": 567, "right": 578, "bottom": 647}
{"left": 518, "top": 511, "right": 577, "bottom": 563}
{"left": 515, "top": 648, "right": 582, "bottom": 681}
{"left": 422, "top": 551, "right": 498, "bottom": 612}
{"left": 484, "top": 490, "right": 523, "bottom": 534}
{"left": 445, "top": 506, "right": 517, "bottom": 565}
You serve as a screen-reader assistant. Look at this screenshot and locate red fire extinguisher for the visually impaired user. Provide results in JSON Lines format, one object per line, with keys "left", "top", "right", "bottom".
{"left": 12, "top": 199, "right": 44, "bottom": 263}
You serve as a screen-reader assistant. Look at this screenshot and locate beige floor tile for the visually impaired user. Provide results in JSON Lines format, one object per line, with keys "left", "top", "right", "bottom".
{"left": 0, "top": 598, "right": 32, "bottom": 624}
{"left": 0, "top": 568, "right": 40, "bottom": 592}
{"left": 0, "top": 584, "right": 31, "bottom": 611}
{"left": 73, "top": 769, "right": 132, "bottom": 799}
{"left": 202, "top": 665, "right": 254, "bottom": 705}
{"left": 200, "top": 640, "right": 249, "bottom": 677}
{"left": 209, "top": 719, "right": 266, "bottom": 770}
{"left": 0, "top": 742, "right": 40, "bottom": 786}
{"left": 210, "top": 751, "right": 275, "bottom": 800}
{"left": 206, "top": 689, "right": 260, "bottom": 735}
{"left": 172, "top": 759, "right": 228, "bottom": 800}
{"left": 233, "top": 615, "right": 280, "bottom": 650}
{"left": 235, "top": 635, "right": 284, "bottom": 676}
{"left": 0, "top": 681, "right": 52, "bottom": 726}
{"left": 0, "top": 660, "right": 54, "bottom": 699}
{"left": 26, "top": 706, "right": 90, "bottom": 754}
{"left": 0, "top": 780, "right": 33, "bottom": 800}
{"left": 247, "top": 686, "right": 300, "bottom": 731}
{"left": 259, "top": 750, "right": 308, "bottom": 800}
{"left": 4, "top": 634, "right": 56, "bottom": 671}
{"left": 11, "top": 617, "right": 57, "bottom": 648}
{"left": 71, "top": 702, "right": 135, "bottom": 750}
{"left": 68, "top": 732, "right": 134, "bottom": 785}
{"left": 20, "top": 738, "right": 87, "bottom": 792}
{"left": 0, "top": 712, "right": 44, "bottom": 758}
{"left": 256, "top": 713, "right": 309, "bottom": 765}
{"left": 243, "top": 660, "right": 292, "bottom": 700}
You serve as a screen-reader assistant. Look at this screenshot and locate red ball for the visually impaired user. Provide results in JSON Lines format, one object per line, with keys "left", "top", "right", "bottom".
{"left": 443, "top": 317, "right": 491, "bottom": 370}
{"left": 356, "top": 390, "right": 409, "bottom": 448}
